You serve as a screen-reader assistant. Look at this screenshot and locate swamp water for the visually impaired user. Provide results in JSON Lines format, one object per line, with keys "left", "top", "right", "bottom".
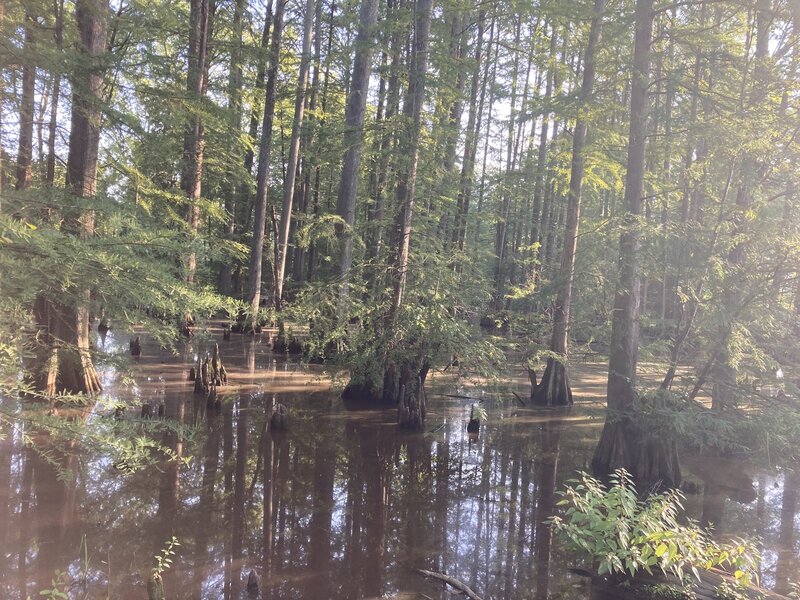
{"left": 0, "top": 329, "right": 798, "bottom": 599}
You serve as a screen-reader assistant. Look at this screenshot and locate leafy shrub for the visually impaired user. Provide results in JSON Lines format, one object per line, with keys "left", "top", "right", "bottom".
{"left": 636, "top": 583, "right": 696, "bottom": 600}
{"left": 549, "top": 470, "right": 760, "bottom": 585}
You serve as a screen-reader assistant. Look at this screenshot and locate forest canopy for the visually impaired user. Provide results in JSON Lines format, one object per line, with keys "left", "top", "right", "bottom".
{"left": 1, "top": 0, "right": 799, "bottom": 487}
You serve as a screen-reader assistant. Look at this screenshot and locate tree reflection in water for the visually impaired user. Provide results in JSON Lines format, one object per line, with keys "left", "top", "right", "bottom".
{"left": 0, "top": 349, "right": 797, "bottom": 599}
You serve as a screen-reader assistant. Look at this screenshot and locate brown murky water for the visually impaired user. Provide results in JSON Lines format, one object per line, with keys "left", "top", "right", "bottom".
{"left": 0, "top": 328, "right": 797, "bottom": 599}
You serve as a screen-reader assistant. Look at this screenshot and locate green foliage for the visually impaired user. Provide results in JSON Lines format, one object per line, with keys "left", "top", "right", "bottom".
{"left": 635, "top": 584, "right": 696, "bottom": 600}
{"left": 549, "top": 470, "right": 760, "bottom": 585}
{"left": 153, "top": 536, "right": 180, "bottom": 577}
{"left": 36, "top": 571, "right": 70, "bottom": 599}
{"left": 470, "top": 403, "right": 487, "bottom": 423}
{"left": 713, "top": 581, "right": 762, "bottom": 600}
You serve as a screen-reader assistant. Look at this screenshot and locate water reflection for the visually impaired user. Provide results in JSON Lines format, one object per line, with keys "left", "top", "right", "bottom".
{"left": 1, "top": 335, "right": 798, "bottom": 599}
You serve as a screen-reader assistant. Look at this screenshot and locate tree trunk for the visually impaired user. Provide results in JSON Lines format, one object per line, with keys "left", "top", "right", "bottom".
{"left": 15, "top": 9, "right": 36, "bottom": 191}
{"left": 336, "top": 0, "right": 379, "bottom": 313}
{"left": 274, "top": 0, "right": 315, "bottom": 308}
{"left": 388, "top": 0, "right": 433, "bottom": 316}
{"left": 45, "top": 0, "right": 64, "bottom": 186}
{"left": 246, "top": 0, "right": 285, "bottom": 320}
{"left": 533, "top": 0, "right": 604, "bottom": 407}
{"left": 473, "top": 19, "right": 499, "bottom": 246}
{"left": 528, "top": 25, "right": 557, "bottom": 277}
{"left": 366, "top": 0, "right": 404, "bottom": 279}
{"left": 0, "top": 0, "right": 4, "bottom": 210}
{"left": 492, "top": 16, "right": 522, "bottom": 309}
{"left": 452, "top": 9, "right": 486, "bottom": 257}
{"left": 592, "top": 0, "right": 680, "bottom": 489}
{"left": 182, "top": 0, "right": 212, "bottom": 284}
{"left": 711, "top": 0, "right": 771, "bottom": 411}
{"left": 218, "top": 0, "right": 245, "bottom": 295}
{"left": 32, "top": 0, "right": 108, "bottom": 398}
{"left": 343, "top": 0, "right": 433, "bottom": 416}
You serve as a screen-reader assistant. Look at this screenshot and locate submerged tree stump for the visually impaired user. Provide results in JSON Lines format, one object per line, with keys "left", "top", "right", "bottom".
{"left": 194, "top": 358, "right": 210, "bottom": 395}
{"left": 206, "top": 386, "right": 220, "bottom": 411}
{"left": 129, "top": 335, "right": 142, "bottom": 358}
{"left": 147, "top": 572, "right": 165, "bottom": 600}
{"left": 467, "top": 404, "right": 481, "bottom": 433}
{"left": 397, "top": 362, "right": 429, "bottom": 430}
{"left": 532, "top": 357, "right": 573, "bottom": 406}
{"left": 270, "top": 403, "right": 288, "bottom": 431}
{"left": 246, "top": 570, "right": 260, "bottom": 596}
{"left": 97, "top": 318, "right": 109, "bottom": 344}
{"left": 210, "top": 344, "right": 224, "bottom": 386}
{"left": 193, "top": 346, "right": 227, "bottom": 395}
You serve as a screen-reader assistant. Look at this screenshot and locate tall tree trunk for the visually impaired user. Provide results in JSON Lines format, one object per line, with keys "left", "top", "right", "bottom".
{"left": 246, "top": 0, "right": 285, "bottom": 320}
{"left": 292, "top": 0, "right": 324, "bottom": 285}
{"left": 33, "top": 0, "right": 107, "bottom": 398}
{"left": 274, "top": 0, "right": 315, "bottom": 308}
{"left": 592, "top": 0, "right": 680, "bottom": 488}
{"left": 45, "top": 0, "right": 64, "bottom": 186}
{"left": 534, "top": 0, "right": 604, "bottom": 407}
{"left": 183, "top": 0, "right": 213, "bottom": 285}
{"left": 473, "top": 18, "right": 499, "bottom": 246}
{"left": 307, "top": 0, "right": 337, "bottom": 281}
{"left": 528, "top": 25, "right": 557, "bottom": 277}
{"left": 711, "top": 0, "right": 771, "bottom": 411}
{"left": 452, "top": 9, "right": 486, "bottom": 257}
{"left": 434, "top": 8, "right": 467, "bottom": 234}
{"left": 367, "top": 0, "right": 404, "bottom": 270}
{"left": 336, "top": 0, "right": 379, "bottom": 313}
{"left": 389, "top": 0, "right": 433, "bottom": 317}
{"left": 492, "top": 17, "right": 522, "bottom": 309}
{"left": 15, "top": 10, "right": 36, "bottom": 191}
{"left": 389, "top": 0, "right": 433, "bottom": 430}
{"left": 0, "top": 0, "right": 4, "bottom": 210}
{"left": 218, "top": 0, "right": 245, "bottom": 295}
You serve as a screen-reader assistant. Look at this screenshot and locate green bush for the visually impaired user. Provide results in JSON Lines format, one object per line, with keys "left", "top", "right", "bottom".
{"left": 549, "top": 470, "right": 760, "bottom": 585}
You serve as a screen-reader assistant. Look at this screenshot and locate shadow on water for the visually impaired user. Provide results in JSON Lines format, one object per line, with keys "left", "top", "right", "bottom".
{"left": 0, "top": 330, "right": 798, "bottom": 599}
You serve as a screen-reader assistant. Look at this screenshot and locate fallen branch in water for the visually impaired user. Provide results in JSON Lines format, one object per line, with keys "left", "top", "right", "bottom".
{"left": 512, "top": 391, "right": 527, "bottom": 407}
{"left": 416, "top": 569, "right": 484, "bottom": 600}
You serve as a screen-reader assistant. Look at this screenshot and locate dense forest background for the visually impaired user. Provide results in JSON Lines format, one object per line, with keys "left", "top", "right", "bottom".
{"left": 2, "top": 0, "right": 800, "bottom": 488}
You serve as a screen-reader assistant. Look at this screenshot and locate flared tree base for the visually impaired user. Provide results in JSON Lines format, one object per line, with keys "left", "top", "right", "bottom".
{"left": 397, "top": 362, "right": 428, "bottom": 431}
{"left": 532, "top": 358, "right": 573, "bottom": 407}
{"left": 341, "top": 358, "right": 429, "bottom": 429}
{"left": 31, "top": 295, "right": 101, "bottom": 401}
{"left": 591, "top": 418, "right": 682, "bottom": 490}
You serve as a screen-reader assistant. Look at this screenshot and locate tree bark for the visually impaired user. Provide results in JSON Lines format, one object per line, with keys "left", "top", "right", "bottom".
{"left": 527, "top": 25, "right": 557, "bottom": 279}
{"left": 389, "top": 0, "right": 434, "bottom": 316}
{"left": 0, "top": 0, "right": 4, "bottom": 210}
{"left": 452, "top": 9, "right": 486, "bottom": 257}
{"left": 592, "top": 0, "right": 680, "bottom": 489}
{"left": 32, "top": 0, "right": 108, "bottom": 398}
{"left": 274, "top": 0, "right": 315, "bottom": 308}
{"left": 492, "top": 16, "right": 522, "bottom": 309}
{"left": 533, "top": 0, "right": 604, "bottom": 407}
{"left": 45, "top": 0, "right": 64, "bottom": 186}
{"left": 711, "top": 0, "right": 771, "bottom": 411}
{"left": 246, "top": 0, "right": 285, "bottom": 320}
{"left": 182, "top": 0, "right": 213, "bottom": 284}
{"left": 336, "top": 0, "right": 379, "bottom": 313}
{"left": 218, "top": 0, "right": 245, "bottom": 295}
{"left": 15, "top": 10, "right": 36, "bottom": 191}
